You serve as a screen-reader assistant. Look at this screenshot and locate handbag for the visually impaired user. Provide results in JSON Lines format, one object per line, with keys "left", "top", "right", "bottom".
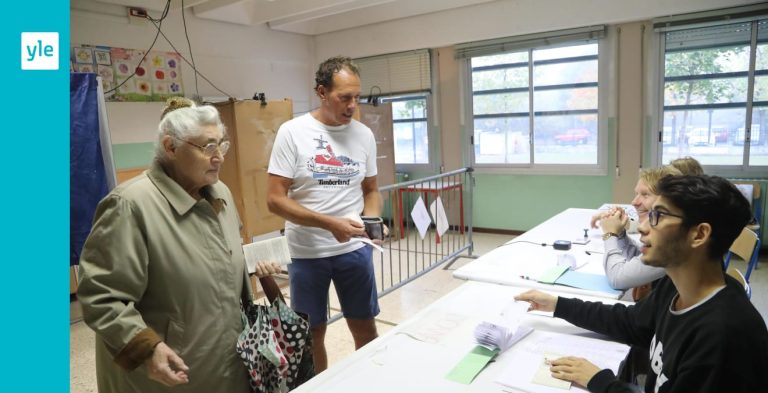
{"left": 237, "top": 273, "right": 315, "bottom": 392}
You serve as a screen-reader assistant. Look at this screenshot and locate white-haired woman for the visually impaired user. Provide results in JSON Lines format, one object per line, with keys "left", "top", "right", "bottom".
{"left": 77, "top": 98, "right": 280, "bottom": 393}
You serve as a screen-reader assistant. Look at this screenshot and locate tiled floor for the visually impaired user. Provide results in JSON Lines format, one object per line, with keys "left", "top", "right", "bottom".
{"left": 69, "top": 232, "right": 768, "bottom": 392}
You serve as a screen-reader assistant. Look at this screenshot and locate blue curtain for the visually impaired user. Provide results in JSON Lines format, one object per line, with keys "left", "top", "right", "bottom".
{"left": 70, "top": 73, "right": 109, "bottom": 266}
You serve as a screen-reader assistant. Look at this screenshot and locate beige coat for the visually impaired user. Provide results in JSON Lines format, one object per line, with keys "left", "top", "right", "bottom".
{"left": 77, "top": 161, "right": 251, "bottom": 393}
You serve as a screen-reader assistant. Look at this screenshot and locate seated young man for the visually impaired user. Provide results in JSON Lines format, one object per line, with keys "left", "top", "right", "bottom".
{"left": 516, "top": 175, "right": 768, "bottom": 393}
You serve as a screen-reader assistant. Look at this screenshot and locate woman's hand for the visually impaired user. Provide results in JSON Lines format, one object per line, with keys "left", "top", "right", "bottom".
{"left": 145, "top": 342, "right": 189, "bottom": 387}
{"left": 252, "top": 261, "right": 282, "bottom": 277}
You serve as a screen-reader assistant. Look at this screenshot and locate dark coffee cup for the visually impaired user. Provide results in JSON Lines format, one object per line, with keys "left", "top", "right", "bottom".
{"left": 361, "top": 216, "right": 384, "bottom": 240}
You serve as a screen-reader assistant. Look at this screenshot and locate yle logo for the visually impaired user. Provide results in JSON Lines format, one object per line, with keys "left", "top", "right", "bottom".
{"left": 21, "top": 32, "right": 59, "bottom": 70}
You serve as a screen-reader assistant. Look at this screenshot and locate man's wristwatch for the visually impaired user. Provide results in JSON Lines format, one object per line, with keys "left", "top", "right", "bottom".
{"left": 602, "top": 232, "right": 621, "bottom": 241}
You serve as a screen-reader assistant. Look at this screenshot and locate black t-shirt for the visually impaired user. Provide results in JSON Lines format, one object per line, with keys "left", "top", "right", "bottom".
{"left": 555, "top": 275, "right": 768, "bottom": 393}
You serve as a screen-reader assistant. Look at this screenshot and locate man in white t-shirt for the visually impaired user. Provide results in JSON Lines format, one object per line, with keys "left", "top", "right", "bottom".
{"left": 267, "top": 56, "right": 382, "bottom": 372}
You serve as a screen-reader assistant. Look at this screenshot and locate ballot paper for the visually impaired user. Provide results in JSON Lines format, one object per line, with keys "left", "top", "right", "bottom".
{"left": 429, "top": 196, "right": 449, "bottom": 237}
{"left": 410, "top": 196, "right": 432, "bottom": 239}
{"left": 243, "top": 236, "right": 291, "bottom": 273}
{"left": 473, "top": 322, "right": 533, "bottom": 352}
{"left": 473, "top": 301, "right": 533, "bottom": 351}
{"left": 532, "top": 353, "right": 572, "bottom": 389}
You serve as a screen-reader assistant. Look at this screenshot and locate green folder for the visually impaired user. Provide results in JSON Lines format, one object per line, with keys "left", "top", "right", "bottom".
{"left": 445, "top": 345, "right": 500, "bottom": 384}
{"left": 538, "top": 265, "right": 569, "bottom": 284}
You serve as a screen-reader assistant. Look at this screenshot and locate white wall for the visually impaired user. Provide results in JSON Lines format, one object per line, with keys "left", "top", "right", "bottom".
{"left": 314, "top": 0, "right": 760, "bottom": 60}
{"left": 71, "top": 6, "right": 315, "bottom": 144}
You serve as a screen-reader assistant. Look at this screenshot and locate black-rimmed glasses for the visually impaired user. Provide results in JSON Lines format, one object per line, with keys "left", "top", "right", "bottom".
{"left": 648, "top": 209, "right": 685, "bottom": 227}
{"left": 174, "top": 136, "right": 230, "bottom": 157}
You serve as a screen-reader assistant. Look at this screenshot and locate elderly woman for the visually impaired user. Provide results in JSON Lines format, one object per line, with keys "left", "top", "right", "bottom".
{"left": 77, "top": 98, "right": 280, "bottom": 393}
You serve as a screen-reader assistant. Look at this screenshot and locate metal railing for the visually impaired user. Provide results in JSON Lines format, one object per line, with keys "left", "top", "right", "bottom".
{"left": 327, "top": 167, "right": 476, "bottom": 323}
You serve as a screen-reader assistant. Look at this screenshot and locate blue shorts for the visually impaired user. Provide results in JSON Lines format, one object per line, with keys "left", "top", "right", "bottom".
{"left": 287, "top": 246, "right": 380, "bottom": 328}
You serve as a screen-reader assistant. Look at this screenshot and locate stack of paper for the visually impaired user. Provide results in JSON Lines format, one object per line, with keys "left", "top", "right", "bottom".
{"left": 474, "top": 322, "right": 533, "bottom": 352}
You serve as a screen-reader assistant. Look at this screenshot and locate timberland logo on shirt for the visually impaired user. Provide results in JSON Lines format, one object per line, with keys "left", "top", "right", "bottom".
{"left": 318, "top": 179, "right": 351, "bottom": 186}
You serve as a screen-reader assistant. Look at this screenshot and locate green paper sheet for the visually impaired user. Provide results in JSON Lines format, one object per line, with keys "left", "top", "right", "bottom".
{"left": 538, "top": 265, "right": 569, "bottom": 284}
{"left": 445, "top": 345, "right": 500, "bottom": 384}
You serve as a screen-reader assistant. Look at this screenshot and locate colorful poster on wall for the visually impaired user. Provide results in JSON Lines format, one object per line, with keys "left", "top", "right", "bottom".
{"left": 70, "top": 44, "right": 184, "bottom": 102}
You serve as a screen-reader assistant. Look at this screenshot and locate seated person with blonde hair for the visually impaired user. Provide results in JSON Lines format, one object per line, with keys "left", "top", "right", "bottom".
{"left": 669, "top": 156, "right": 704, "bottom": 175}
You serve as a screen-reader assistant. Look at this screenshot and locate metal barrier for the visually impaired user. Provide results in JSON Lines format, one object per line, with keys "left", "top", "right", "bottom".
{"left": 327, "top": 167, "right": 476, "bottom": 323}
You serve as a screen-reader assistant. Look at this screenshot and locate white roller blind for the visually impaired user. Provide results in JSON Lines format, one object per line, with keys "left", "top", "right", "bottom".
{"left": 664, "top": 22, "right": 751, "bottom": 51}
{"left": 355, "top": 49, "right": 431, "bottom": 96}
{"left": 454, "top": 25, "right": 605, "bottom": 59}
{"left": 653, "top": 3, "right": 768, "bottom": 32}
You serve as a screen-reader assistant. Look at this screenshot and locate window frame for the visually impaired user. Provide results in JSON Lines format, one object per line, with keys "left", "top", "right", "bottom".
{"left": 463, "top": 38, "right": 608, "bottom": 175}
{"left": 379, "top": 93, "right": 434, "bottom": 168}
{"left": 653, "top": 17, "right": 768, "bottom": 176}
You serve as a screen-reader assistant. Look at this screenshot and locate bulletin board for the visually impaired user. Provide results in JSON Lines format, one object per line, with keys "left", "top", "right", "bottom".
{"left": 70, "top": 44, "right": 184, "bottom": 102}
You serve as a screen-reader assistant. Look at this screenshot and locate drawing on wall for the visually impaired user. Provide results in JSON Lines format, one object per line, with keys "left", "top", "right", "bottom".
{"left": 73, "top": 47, "right": 93, "bottom": 64}
{"left": 94, "top": 49, "right": 111, "bottom": 66}
{"left": 70, "top": 44, "right": 184, "bottom": 102}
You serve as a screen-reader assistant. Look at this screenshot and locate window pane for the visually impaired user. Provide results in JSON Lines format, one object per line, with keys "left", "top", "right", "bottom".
{"left": 661, "top": 109, "right": 746, "bottom": 165}
{"left": 533, "top": 43, "right": 597, "bottom": 61}
{"left": 469, "top": 40, "right": 599, "bottom": 168}
{"left": 665, "top": 46, "right": 751, "bottom": 76}
{"left": 533, "top": 114, "right": 598, "bottom": 164}
{"left": 533, "top": 59, "right": 598, "bottom": 85}
{"left": 661, "top": 22, "right": 758, "bottom": 167}
{"left": 749, "top": 106, "right": 768, "bottom": 166}
{"left": 473, "top": 117, "right": 530, "bottom": 164}
{"left": 664, "top": 78, "right": 747, "bottom": 105}
{"left": 749, "top": 21, "right": 768, "bottom": 166}
{"left": 472, "top": 67, "right": 528, "bottom": 91}
{"left": 473, "top": 92, "right": 529, "bottom": 114}
{"left": 391, "top": 98, "right": 426, "bottom": 120}
{"left": 394, "top": 121, "right": 429, "bottom": 164}
{"left": 383, "top": 94, "right": 430, "bottom": 165}
{"left": 534, "top": 87, "right": 598, "bottom": 112}
{"left": 471, "top": 52, "right": 527, "bottom": 68}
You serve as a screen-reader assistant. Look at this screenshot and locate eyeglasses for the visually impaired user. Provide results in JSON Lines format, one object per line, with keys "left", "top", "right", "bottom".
{"left": 648, "top": 209, "right": 685, "bottom": 227}
{"left": 174, "top": 136, "right": 230, "bottom": 157}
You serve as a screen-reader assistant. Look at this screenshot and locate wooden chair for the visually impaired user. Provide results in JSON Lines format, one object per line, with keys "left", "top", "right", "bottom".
{"left": 723, "top": 227, "right": 760, "bottom": 297}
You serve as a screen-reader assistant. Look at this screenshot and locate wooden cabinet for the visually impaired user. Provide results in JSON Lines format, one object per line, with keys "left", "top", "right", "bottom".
{"left": 212, "top": 99, "right": 293, "bottom": 241}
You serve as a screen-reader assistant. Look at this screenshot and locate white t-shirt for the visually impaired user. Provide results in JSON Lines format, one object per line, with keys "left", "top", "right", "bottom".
{"left": 268, "top": 113, "right": 378, "bottom": 258}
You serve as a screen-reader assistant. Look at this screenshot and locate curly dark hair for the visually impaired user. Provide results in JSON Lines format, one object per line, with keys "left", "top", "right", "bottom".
{"left": 314, "top": 56, "right": 360, "bottom": 91}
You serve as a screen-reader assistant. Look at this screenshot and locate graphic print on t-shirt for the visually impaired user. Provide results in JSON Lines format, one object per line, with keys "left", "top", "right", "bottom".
{"left": 306, "top": 135, "right": 360, "bottom": 180}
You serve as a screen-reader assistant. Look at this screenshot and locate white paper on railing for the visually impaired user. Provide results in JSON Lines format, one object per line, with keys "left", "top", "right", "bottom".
{"left": 410, "top": 196, "right": 432, "bottom": 240}
{"left": 429, "top": 196, "right": 449, "bottom": 237}
{"left": 243, "top": 236, "right": 292, "bottom": 273}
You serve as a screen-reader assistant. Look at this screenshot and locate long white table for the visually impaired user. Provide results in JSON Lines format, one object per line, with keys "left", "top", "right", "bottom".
{"left": 454, "top": 208, "right": 630, "bottom": 299}
{"left": 292, "top": 281, "right": 630, "bottom": 393}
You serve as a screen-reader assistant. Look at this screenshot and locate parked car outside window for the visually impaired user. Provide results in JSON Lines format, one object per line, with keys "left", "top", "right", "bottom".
{"left": 553, "top": 128, "right": 590, "bottom": 145}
